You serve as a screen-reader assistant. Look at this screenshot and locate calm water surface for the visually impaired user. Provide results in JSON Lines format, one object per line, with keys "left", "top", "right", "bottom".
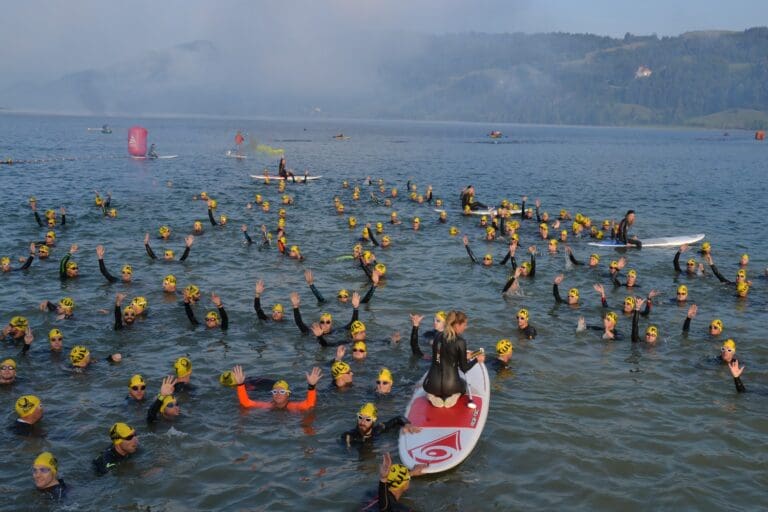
{"left": 0, "top": 113, "right": 766, "bottom": 511}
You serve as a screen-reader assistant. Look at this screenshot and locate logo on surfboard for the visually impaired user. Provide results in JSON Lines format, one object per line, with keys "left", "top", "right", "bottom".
{"left": 407, "top": 431, "right": 462, "bottom": 464}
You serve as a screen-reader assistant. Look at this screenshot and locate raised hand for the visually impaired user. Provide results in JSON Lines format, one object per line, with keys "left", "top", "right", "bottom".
{"left": 232, "top": 365, "right": 246, "bottom": 385}
{"left": 410, "top": 313, "right": 424, "bottom": 327}
{"left": 96, "top": 244, "right": 105, "bottom": 259}
{"left": 306, "top": 367, "right": 323, "bottom": 386}
{"left": 160, "top": 375, "right": 177, "bottom": 396}
{"left": 290, "top": 292, "right": 300, "bottom": 308}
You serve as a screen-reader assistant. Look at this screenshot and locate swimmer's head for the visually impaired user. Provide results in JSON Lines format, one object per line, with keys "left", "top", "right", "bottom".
{"left": 69, "top": 345, "right": 90, "bottom": 367}
{"left": 15, "top": 395, "right": 41, "bottom": 418}
{"left": 387, "top": 464, "right": 411, "bottom": 491}
{"left": 174, "top": 356, "right": 192, "bottom": 378}
{"left": 496, "top": 339, "right": 513, "bottom": 356}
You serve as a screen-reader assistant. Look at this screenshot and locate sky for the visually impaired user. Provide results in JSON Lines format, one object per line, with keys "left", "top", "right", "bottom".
{"left": 1, "top": 0, "right": 765, "bottom": 108}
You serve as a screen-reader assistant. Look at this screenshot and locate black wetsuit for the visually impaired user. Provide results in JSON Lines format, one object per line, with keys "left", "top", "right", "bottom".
{"left": 488, "top": 358, "right": 511, "bottom": 372}
{"left": 147, "top": 396, "right": 166, "bottom": 423}
{"left": 617, "top": 215, "right": 641, "bottom": 248}
{"left": 185, "top": 303, "right": 228, "bottom": 330}
{"left": 709, "top": 263, "right": 735, "bottom": 285}
{"left": 58, "top": 252, "right": 74, "bottom": 280}
{"left": 38, "top": 480, "right": 68, "bottom": 500}
{"left": 4, "top": 333, "right": 32, "bottom": 355}
{"left": 6, "top": 255, "right": 33, "bottom": 272}
{"left": 340, "top": 416, "right": 410, "bottom": 446}
{"left": 92, "top": 445, "right": 130, "bottom": 476}
{"left": 10, "top": 419, "right": 41, "bottom": 436}
{"left": 519, "top": 324, "right": 537, "bottom": 340}
{"left": 145, "top": 241, "right": 190, "bottom": 261}
{"left": 98, "top": 258, "right": 118, "bottom": 283}
{"left": 422, "top": 333, "right": 477, "bottom": 399}
{"left": 293, "top": 306, "right": 357, "bottom": 337}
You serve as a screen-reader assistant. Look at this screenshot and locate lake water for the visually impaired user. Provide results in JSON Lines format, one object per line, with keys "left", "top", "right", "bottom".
{"left": 0, "top": 113, "right": 766, "bottom": 511}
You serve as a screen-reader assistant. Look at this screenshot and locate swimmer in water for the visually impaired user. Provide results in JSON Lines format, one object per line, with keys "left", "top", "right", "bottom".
{"left": 96, "top": 245, "right": 132, "bottom": 283}
{"left": 92, "top": 422, "right": 139, "bottom": 476}
{"left": 232, "top": 364, "right": 322, "bottom": 411}
{"left": 32, "top": 452, "right": 67, "bottom": 500}
{"left": 341, "top": 402, "right": 420, "bottom": 447}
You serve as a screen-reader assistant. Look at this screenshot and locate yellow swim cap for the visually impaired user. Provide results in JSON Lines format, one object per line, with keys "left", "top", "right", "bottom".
{"left": 220, "top": 215, "right": 228, "bottom": 223}
{"left": 701, "top": 242, "right": 711, "bottom": 251}
{"left": 382, "top": 235, "right": 391, "bottom": 244}
{"left": 521, "top": 262, "right": 531, "bottom": 272}
{"left": 290, "top": 245, "right": 300, "bottom": 254}
{"left": 549, "top": 239, "right": 558, "bottom": 246}
{"left": 677, "top": 284, "right": 688, "bottom": 294}
{"left": 46, "top": 230, "right": 56, "bottom": 239}
{"left": 159, "top": 225, "right": 170, "bottom": 236}
{"left": 164, "top": 249, "right": 175, "bottom": 258}
{"left": 376, "top": 222, "right": 383, "bottom": 231}
{"left": 219, "top": 371, "right": 237, "bottom": 387}
{"left": 350, "top": 320, "right": 366, "bottom": 335}
{"left": 109, "top": 422, "right": 135, "bottom": 445}
{"left": 737, "top": 269, "right": 747, "bottom": 279}
{"left": 209, "top": 200, "right": 217, "bottom": 209}
{"left": 517, "top": 309, "right": 529, "bottom": 320}
{"left": 48, "top": 328, "right": 62, "bottom": 340}
{"left": 722, "top": 339, "right": 736, "bottom": 352}
{"left": 1, "top": 257, "right": 10, "bottom": 266}
{"left": 320, "top": 313, "right": 333, "bottom": 322}
{"left": 539, "top": 223, "right": 548, "bottom": 230}
{"left": 272, "top": 380, "right": 290, "bottom": 393}
{"left": 33, "top": 452, "right": 58, "bottom": 476}
{"left": 337, "top": 289, "right": 349, "bottom": 299}
{"left": 129, "top": 374, "right": 145, "bottom": 388}
{"left": 205, "top": 311, "right": 220, "bottom": 323}
{"left": 2, "top": 358, "right": 17, "bottom": 369}
{"left": 58, "top": 297, "right": 74, "bottom": 309}
{"left": 174, "top": 356, "right": 192, "bottom": 377}
{"left": 710, "top": 319, "right": 723, "bottom": 331}
{"left": 272, "top": 303, "right": 284, "bottom": 313}
{"left": 413, "top": 217, "right": 420, "bottom": 223}
{"left": 352, "top": 340, "right": 367, "bottom": 352}
{"left": 374, "top": 263, "right": 387, "bottom": 275}
{"left": 358, "top": 402, "right": 377, "bottom": 420}
{"left": 449, "top": 226, "right": 459, "bottom": 236}
{"left": 108, "top": 208, "right": 117, "bottom": 217}
{"left": 159, "top": 396, "right": 177, "bottom": 414}
{"left": 609, "top": 260, "right": 619, "bottom": 270}
{"left": 193, "top": 221, "right": 203, "bottom": 230}
{"left": 131, "top": 296, "right": 148, "bottom": 310}
{"left": 39, "top": 245, "right": 49, "bottom": 255}
{"left": 69, "top": 345, "right": 90, "bottom": 365}
{"left": 164, "top": 274, "right": 177, "bottom": 285}
{"left": 605, "top": 311, "right": 618, "bottom": 324}
{"left": 741, "top": 253, "right": 749, "bottom": 262}
{"left": 348, "top": 217, "right": 357, "bottom": 227}
{"left": 568, "top": 288, "right": 579, "bottom": 298}
{"left": 627, "top": 269, "right": 637, "bottom": 278}
{"left": 624, "top": 296, "right": 635, "bottom": 308}
{"left": 496, "top": 339, "right": 513, "bottom": 355}
{"left": 387, "top": 464, "right": 410, "bottom": 490}
{"left": 185, "top": 285, "right": 200, "bottom": 297}
{"left": 15, "top": 395, "right": 41, "bottom": 417}
{"left": 331, "top": 360, "right": 351, "bottom": 378}
{"left": 646, "top": 325, "right": 658, "bottom": 337}
{"left": 687, "top": 258, "right": 696, "bottom": 266}
{"left": 121, "top": 264, "right": 133, "bottom": 275}
{"left": 435, "top": 311, "right": 447, "bottom": 321}
{"left": 377, "top": 368, "right": 393, "bottom": 383}
{"left": 10, "top": 316, "right": 28, "bottom": 329}
{"left": 66, "top": 261, "right": 78, "bottom": 271}
{"left": 736, "top": 281, "right": 749, "bottom": 294}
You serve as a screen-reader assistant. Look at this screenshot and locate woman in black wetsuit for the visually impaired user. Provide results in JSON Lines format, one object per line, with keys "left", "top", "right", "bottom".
{"left": 422, "top": 310, "right": 485, "bottom": 408}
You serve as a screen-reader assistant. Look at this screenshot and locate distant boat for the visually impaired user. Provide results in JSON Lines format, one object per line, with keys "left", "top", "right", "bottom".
{"left": 488, "top": 130, "right": 503, "bottom": 139}
{"left": 333, "top": 133, "right": 350, "bottom": 140}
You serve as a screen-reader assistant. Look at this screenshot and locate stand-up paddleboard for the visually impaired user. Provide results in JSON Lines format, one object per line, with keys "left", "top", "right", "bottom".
{"left": 131, "top": 155, "right": 179, "bottom": 160}
{"left": 588, "top": 233, "right": 705, "bottom": 248}
{"left": 434, "top": 208, "right": 521, "bottom": 217}
{"left": 398, "top": 363, "right": 490, "bottom": 474}
{"left": 225, "top": 150, "right": 248, "bottom": 160}
{"left": 250, "top": 174, "right": 322, "bottom": 182}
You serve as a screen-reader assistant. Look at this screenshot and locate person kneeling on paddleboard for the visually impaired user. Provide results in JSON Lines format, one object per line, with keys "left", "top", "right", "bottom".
{"left": 617, "top": 210, "right": 641, "bottom": 248}
{"left": 422, "top": 311, "right": 485, "bottom": 408}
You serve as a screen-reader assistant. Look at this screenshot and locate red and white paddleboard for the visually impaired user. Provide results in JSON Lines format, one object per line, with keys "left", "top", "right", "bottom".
{"left": 398, "top": 363, "right": 490, "bottom": 473}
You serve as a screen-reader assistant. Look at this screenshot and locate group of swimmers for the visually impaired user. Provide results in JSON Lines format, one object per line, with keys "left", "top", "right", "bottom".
{"left": 2, "top": 163, "right": 761, "bottom": 509}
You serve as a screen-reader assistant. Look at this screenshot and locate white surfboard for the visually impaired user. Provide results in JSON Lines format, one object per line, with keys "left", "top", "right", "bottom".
{"left": 250, "top": 174, "right": 322, "bottom": 182}
{"left": 434, "top": 208, "right": 521, "bottom": 216}
{"left": 588, "top": 233, "right": 705, "bottom": 248}
{"left": 398, "top": 363, "right": 490, "bottom": 474}
{"left": 225, "top": 150, "right": 248, "bottom": 160}
{"left": 131, "top": 155, "right": 178, "bottom": 160}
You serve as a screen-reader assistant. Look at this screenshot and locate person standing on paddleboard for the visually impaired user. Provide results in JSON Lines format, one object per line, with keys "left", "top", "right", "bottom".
{"left": 422, "top": 311, "right": 485, "bottom": 408}
{"left": 617, "top": 210, "right": 641, "bottom": 248}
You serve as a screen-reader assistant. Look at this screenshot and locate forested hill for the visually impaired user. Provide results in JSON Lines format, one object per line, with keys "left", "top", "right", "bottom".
{"left": 374, "top": 27, "right": 768, "bottom": 128}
